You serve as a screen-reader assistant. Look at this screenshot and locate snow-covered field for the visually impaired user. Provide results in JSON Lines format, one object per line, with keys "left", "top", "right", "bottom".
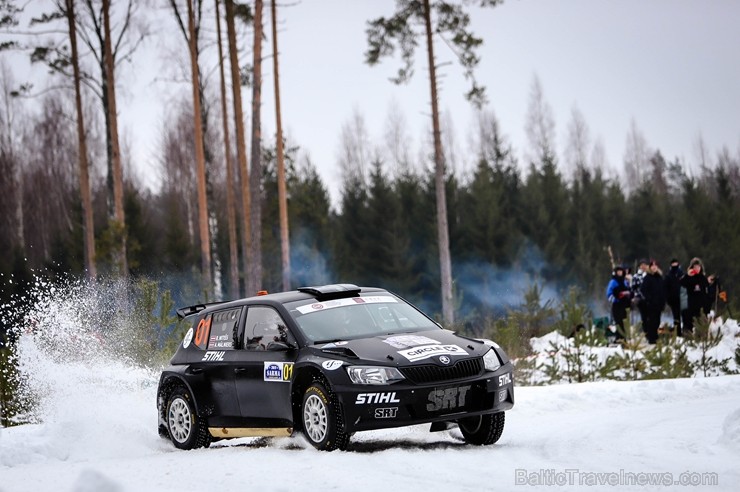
{"left": 1, "top": 343, "right": 739, "bottom": 491}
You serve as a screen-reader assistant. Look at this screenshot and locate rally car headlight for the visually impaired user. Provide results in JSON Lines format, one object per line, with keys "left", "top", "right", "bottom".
{"left": 346, "top": 366, "right": 405, "bottom": 385}
{"left": 483, "top": 349, "right": 501, "bottom": 372}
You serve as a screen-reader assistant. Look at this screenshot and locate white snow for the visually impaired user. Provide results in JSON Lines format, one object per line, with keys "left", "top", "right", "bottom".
{"left": 519, "top": 318, "right": 740, "bottom": 384}
{"left": 2, "top": 345, "right": 739, "bottom": 491}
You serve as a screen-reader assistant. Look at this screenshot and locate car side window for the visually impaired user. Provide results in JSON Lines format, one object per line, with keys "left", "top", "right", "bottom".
{"left": 244, "top": 306, "right": 289, "bottom": 351}
{"left": 206, "top": 307, "right": 242, "bottom": 350}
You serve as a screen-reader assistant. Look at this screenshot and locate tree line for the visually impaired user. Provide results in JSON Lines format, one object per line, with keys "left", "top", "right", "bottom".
{"left": 1, "top": 0, "right": 738, "bottom": 334}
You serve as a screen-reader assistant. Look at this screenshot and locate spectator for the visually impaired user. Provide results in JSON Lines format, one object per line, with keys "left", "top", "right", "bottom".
{"left": 680, "top": 257, "right": 709, "bottom": 334}
{"left": 631, "top": 259, "right": 650, "bottom": 331}
{"left": 706, "top": 274, "right": 719, "bottom": 318}
{"left": 641, "top": 260, "right": 666, "bottom": 344}
{"left": 664, "top": 258, "right": 684, "bottom": 335}
{"left": 606, "top": 265, "right": 631, "bottom": 341}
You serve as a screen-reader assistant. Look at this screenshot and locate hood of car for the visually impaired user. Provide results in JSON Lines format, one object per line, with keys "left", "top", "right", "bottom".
{"left": 318, "top": 329, "right": 489, "bottom": 366}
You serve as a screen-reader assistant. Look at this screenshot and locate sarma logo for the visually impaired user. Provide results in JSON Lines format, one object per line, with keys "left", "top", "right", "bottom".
{"left": 264, "top": 362, "right": 294, "bottom": 382}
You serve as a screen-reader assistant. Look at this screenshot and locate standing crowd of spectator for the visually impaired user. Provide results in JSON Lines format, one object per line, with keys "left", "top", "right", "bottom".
{"left": 606, "top": 257, "right": 721, "bottom": 344}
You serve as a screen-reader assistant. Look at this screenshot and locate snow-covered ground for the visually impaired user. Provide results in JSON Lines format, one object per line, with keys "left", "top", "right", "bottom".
{"left": 1, "top": 343, "right": 739, "bottom": 491}
{"left": 520, "top": 318, "right": 740, "bottom": 384}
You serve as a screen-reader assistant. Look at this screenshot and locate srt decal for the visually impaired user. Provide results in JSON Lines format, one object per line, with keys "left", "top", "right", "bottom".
{"left": 382, "top": 335, "right": 439, "bottom": 349}
{"left": 264, "top": 362, "right": 294, "bottom": 382}
{"left": 397, "top": 344, "right": 468, "bottom": 362}
{"left": 202, "top": 351, "right": 225, "bottom": 362}
{"left": 426, "top": 385, "right": 471, "bottom": 412}
{"left": 498, "top": 389, "right": 508, "bottom": 403}
{"left": 182, "top": 327, "right": 194, "bottom": 348}
{"left": 322, "top": 360, "right": 343, "bottom": 370}
{"left": 355, "top": 392, "right": 401, "bottom": 405}
{"left": 374, "top": 407, "right": 398, "bottom": 419}
{"left": 498, "top": 373, "right": 512, "bottom": 386}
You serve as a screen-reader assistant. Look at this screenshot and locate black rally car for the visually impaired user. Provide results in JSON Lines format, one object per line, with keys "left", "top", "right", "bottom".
{"left": 156, "top": 284, "right": 514, "bottom": 451}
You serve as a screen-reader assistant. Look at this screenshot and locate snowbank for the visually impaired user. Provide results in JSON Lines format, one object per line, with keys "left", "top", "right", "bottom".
{"left": 518, "top": 318, "right": 740, "bottom": 385}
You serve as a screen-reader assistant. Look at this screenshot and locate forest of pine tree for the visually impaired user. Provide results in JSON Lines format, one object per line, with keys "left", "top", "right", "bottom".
{"left": 1, "top": 0, "right": 738, "bottom": 341}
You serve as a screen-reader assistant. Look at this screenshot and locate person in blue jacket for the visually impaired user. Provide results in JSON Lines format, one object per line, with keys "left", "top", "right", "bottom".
{"left": 606, "top": 265, "right": 632, "bottom": 340}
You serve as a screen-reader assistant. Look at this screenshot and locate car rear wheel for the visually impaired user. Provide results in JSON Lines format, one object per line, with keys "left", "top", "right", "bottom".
{"left": 166, "top": 386, "right": 211, "bottom": 450}
{"left": 458, "top": 412, "right": 505, "bottom": 445}
{"left": 301, "top": 382, "right": 349, "bottom": 451}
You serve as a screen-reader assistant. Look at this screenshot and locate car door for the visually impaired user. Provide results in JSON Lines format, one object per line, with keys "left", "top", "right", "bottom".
{"left": 189, "top": 307, "right": 243, "bottom": 422}
{"left": 234, "top": 305, "right": 297, "bottom": 426}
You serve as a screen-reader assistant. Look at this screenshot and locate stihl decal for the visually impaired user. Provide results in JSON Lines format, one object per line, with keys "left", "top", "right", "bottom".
{"left": 426, "top": 385, "right": 471, "bottom": 412}
{"left": 397, "top": 344, "right": 468, "bottom": 362}
{"left": 355, "top": 392, "right": 401, "bottom": 405}
{"left": 498, "top": 373, "right": 512, "bottom": 386}
{"left": 202, "top": 351, "right": 225, "bottom": 362}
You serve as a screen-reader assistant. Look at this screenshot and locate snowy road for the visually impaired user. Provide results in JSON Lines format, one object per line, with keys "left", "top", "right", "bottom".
{"left": 2, "top": 363, "right": 739, "bottom": 492}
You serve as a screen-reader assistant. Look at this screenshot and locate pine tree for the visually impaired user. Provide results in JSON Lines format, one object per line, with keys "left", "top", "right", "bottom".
{"left": 365, "top": 0, "right": 504, "bottom": 324}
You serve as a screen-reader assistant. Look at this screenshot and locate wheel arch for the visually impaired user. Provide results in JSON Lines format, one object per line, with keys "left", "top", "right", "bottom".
{"left": 158, "top": 373, "right": 204, "bottom": 418}
{"left": 291, "top": 365, "right": 327, "bottom": 430}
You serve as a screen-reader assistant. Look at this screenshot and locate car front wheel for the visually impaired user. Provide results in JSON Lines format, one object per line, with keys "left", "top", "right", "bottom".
{"left": 301, "top": 382, "right": 349, "bottom": 451}
{"left": 458, "top": 412, "right": 505, "bottom": 445}
{"left": 166, "top": 386, "right": 211, "bottom": 450}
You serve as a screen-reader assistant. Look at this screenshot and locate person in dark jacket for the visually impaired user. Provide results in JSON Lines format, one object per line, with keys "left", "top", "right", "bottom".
{"left": 706, "top": 274, "right": 719, "bottom": 317}
{"left": 663, "top": 258, "right": 683, "bottom": 335}
{"left": 680, "top": 257, "right": 709, "bottom": 334}
{"left": 641, "top": 260, "right": 666, "bottom": 344}
{"left": 630, "top": 259, "right": 650, "bottom": 332}
{"left": 606, "top": 265, "right": 631, "bottom": 340}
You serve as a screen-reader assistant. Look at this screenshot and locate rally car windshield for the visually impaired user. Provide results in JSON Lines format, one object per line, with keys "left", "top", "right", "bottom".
{"left": 285, "top": 295, "right": 439, "bottom": 343}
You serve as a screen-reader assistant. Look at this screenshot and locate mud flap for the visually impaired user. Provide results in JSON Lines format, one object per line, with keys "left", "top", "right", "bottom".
{"left": 429, "top": 421, "right": 455, "bottom": 432}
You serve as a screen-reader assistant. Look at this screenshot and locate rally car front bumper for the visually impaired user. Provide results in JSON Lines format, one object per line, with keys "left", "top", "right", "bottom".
{"left": 334, "top": 363, "right": 514, "bottom": 433}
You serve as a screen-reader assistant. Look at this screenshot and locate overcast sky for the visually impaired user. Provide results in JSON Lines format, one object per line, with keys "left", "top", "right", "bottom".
{"left": 7, "top": 0, "right": 740, "bottom": 206}
{"left": 207, "top": 0, "right": 740, "bottom": 202}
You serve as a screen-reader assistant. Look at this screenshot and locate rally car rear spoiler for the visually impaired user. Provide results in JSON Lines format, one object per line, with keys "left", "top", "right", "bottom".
{"left": 176, "top": 301, "right": 227, "bottom": 319}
